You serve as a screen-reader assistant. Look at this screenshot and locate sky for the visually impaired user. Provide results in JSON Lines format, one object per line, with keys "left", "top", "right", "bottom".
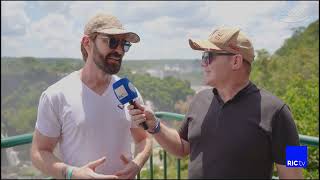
{"left": 1, "top": 1, "right": 319, "bottom": 60}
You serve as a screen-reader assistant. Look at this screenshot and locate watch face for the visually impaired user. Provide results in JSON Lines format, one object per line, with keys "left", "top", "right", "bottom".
{"left": 128, "top": 82, "right": 136, "bottom": 93}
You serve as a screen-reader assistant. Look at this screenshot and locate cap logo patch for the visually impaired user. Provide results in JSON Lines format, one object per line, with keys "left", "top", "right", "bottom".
{"left": 214, "top": 31, "right": 224, "bottom": 40}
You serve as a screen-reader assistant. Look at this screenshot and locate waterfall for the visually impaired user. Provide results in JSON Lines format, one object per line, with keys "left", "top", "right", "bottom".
{"left": 6, "top": 148, "right": 21, "bottom": 167}
{"left": 2, "top": 132, "right": 21, "bottom": 167}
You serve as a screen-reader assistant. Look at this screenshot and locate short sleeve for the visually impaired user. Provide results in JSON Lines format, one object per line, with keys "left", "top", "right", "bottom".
{"left": 178, "top": 117, "right": 191, "bottom": 141}
{"left": 178, "top": 104, "right": 194, "bottom": 141}
{"left": 271, "top": 104, "right": 300, "bottom": 165}
{"left": 35, "top": 92, "right": 61, "bottom": 137}
{"left": 177, "top": 93, "right": 200, "bottom": 142}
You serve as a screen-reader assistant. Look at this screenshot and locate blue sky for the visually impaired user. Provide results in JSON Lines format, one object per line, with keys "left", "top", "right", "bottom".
{"left": 1, "top": 1, "right": 319, "bottom": 60}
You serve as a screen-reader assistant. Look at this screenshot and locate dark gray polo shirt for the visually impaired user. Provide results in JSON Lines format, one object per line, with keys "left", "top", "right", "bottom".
{"left": 178, "top": 81, "right": 300, "bottom": 179}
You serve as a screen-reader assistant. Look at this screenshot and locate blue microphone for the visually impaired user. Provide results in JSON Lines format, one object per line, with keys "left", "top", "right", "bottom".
{"left": 113, "top": 77, "right": 148, "bottom": 130}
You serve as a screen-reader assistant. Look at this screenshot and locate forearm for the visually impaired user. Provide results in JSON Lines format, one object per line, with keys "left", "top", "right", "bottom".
{"left": 133, "top": 135, "right": 152, "bottom": 168}
{"left": 278, "top": 171, "right": 303, "bottom": 179}
{"left": 276, "top": 164, "right": 303, "bottom": 179}
{"left": 153, "top": 123, "right": 188, "bottom": 158}
{"left": 31, "top": 149, "right": 68, "bottom": 179}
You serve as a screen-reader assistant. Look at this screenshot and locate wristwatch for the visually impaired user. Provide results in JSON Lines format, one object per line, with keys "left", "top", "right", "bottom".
{"left": 147, "top": 118, "right": 161, "bottom": 134}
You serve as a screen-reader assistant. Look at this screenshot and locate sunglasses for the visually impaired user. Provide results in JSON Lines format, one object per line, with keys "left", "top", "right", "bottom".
{"left": 201, "top": 51, "right": 235, "bottom": 66}
{"left": 97, "top": 35, "right": 132, "bottom": 52}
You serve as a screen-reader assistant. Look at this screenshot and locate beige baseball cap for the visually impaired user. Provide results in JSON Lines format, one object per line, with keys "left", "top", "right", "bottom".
{"left": 189, "top": 27, "right": 255, "bottom": 63}
{"left": 84, "top": 13, "right": 140, "bottom": 43}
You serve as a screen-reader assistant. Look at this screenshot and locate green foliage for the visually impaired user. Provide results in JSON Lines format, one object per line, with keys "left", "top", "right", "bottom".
{"left": 1, "top": 58, "right": 83, "bottom": 136}
{"left": 250, "top": 20, "right": 319, "bottom": 179}
{"left": 118, "top": 69, "right": 195, "bottom": 112}
{"left": 138, "top": 150, "right": 189, "bottom": 179}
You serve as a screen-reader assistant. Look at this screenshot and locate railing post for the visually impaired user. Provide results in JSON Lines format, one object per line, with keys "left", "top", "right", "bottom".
{"left": 150, "top": 149, "right": 153, "bottom": 179}
{"left": 164, "top": 150, "right": 167, "bottom": 179}
{"left": 176, "top": 159, "right": 181, "bottom": 179}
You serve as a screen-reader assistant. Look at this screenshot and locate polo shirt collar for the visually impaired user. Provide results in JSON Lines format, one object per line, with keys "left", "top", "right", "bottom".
{"left": 212, "top": 81, "right": 259, "bottom": 104}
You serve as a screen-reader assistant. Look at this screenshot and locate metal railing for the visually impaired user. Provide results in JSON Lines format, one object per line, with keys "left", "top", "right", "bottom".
{"left": 1, "top": 111, "right": 319, "bottom": 179}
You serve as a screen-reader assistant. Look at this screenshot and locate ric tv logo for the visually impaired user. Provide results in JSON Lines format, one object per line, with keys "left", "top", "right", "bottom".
{"left": 286, "top": 146, "right": 307, "bottom": 168}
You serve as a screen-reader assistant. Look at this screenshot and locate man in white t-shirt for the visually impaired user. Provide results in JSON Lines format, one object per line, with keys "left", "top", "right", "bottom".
{"left": 30, "top": 13, "right": 152, "bottom": 179}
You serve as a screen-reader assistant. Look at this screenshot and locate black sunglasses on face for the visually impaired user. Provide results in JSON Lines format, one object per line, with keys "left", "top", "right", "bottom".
{"left": 98, "top": 35, "right": 132, "bottom": 52}
{"left": 201, "top": 51, "right": 235, "bottom": 66}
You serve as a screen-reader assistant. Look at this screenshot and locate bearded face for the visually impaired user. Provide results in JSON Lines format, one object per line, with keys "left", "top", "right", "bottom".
{"left": 91, "top": 37, "right": 124, "bottom": 75}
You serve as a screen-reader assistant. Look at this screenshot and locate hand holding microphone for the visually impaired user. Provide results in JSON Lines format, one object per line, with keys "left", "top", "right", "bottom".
{"left": 127, "top": 102, "right": 159, "bottom": 133}
{"left": 112, "top": 77, "right": 149, "bottom": 130}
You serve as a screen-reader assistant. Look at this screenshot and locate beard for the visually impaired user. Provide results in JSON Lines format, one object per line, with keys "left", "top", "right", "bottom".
{"left": 92, "top": 44, "right": 123, "bottom": 75}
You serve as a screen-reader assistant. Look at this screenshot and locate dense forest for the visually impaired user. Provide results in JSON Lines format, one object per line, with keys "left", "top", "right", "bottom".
{"left": 1, "top": 20, "right": 319, "bottom": 178}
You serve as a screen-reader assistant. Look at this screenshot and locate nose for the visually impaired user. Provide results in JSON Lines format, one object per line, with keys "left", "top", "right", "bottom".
{"left": 114, "top": 42, "right": 125, "bottom": 55}
{"left": 200, "top": 61, "right": 208, "bottom": 68}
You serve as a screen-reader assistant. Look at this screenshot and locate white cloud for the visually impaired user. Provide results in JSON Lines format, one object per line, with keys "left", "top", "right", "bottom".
{"left": 141, "top": 16, "right": 184, "bottom": 38}
{"left": 1, "top": 1, "right": 30, "bottom": 36}
{"left": 37, "top": 1, "right": 71, "bottom": 14}
{"left": 277, "top": 1, "right": 318, "bottom": 23}
{"left": 1, "top": 1, "right": 318, "bottom": 59}
{"left": 250, "top": 19, "right": 291, "bottom": 53}
{"left": 69, "top": 2, "right": 116, "bottom": 26}
{"left": 202, "top": 1, "right": 287, "bottom": 29}
{"left": 250, "top": 1, "right": 319, "bottom": 53}
{"left": 28, "top": 14, "right": 72, "bottom": 40}
{"left": 117, "top": 1, "right": 205, "bottom": 23}
{"left": 24, "top": 14, "right": 80, "bottom": 58}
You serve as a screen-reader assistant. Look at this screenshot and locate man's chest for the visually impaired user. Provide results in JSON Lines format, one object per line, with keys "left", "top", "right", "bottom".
{"left": 188, "top": 102, "right": 272, "bottom": 160}
{"left": 59, "top": 93, "right": 131, "bottom": 135}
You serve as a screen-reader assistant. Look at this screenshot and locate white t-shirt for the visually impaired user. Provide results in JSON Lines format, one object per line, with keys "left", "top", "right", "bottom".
{"left": 35, "top": 70, "right": 143, "bottom": 174}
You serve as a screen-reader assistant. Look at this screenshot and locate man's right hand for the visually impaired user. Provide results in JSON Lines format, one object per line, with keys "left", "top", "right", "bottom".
{"left": 128, "top": 102, "right": 157, "bottom": 131}
{"left": 71, "top": 157, "right": 118, "bottom": 179}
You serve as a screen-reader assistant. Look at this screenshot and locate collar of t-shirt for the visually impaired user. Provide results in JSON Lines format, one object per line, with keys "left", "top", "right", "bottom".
{"left": 212, "top": 81, "right": 259, "bottom": 105}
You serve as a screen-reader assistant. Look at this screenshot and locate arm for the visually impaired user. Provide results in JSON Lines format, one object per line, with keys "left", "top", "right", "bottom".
{"left": 276, "top": 164, "right": 303, "bottom": 179}
{"left": 31, "top": 92, "right": 69, "bottom": 178}
{"left": 31, "top": 129, "right": 118, "bottom": 179}
{"left": 272, "top": 105, "right": 303, "bottom": 179}
{"left": 30, "top": 129, "right": 67, "bottom": 179}
{"left": 114, "top": 128, "right": 152, "bottom": 179}
{"left": 128, "top": 103, "right": 190, "bottom": 158}
{"left": 131, "top": 128, "right": 152, "bottom": 168}
{"left": 153, "top": 122, "right": 190, "bottom": 158}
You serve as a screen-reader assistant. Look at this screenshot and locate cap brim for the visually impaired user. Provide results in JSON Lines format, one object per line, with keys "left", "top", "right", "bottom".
{"left": 97, "top": 28, "right": 140, "bottom": 43}
{"left": 188, "top": 39, "right": 222, "bottom": 51}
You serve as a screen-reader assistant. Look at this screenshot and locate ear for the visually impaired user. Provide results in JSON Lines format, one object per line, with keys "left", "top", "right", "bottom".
{"left": 82, "top": 36, "right": 91, "bottom": 49}
{"left": 231, "top": 55, "right": 243, "bottom": 70}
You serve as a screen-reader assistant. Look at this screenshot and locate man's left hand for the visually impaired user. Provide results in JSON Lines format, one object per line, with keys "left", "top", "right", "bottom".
{"left": 115, "top": 154, "right": 141, "bottom": 179}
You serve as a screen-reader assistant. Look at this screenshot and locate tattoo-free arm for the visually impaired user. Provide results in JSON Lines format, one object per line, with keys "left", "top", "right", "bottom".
{"left": 30, "top": 129, "right": 68, "bottom": 179}
{"left": 276, "top": 164, "right": 303, "bottom": 179}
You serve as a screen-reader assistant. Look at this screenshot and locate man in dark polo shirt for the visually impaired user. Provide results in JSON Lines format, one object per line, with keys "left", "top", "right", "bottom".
{"left": 128, "top": 27, "right": 303, "bottom": 179}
